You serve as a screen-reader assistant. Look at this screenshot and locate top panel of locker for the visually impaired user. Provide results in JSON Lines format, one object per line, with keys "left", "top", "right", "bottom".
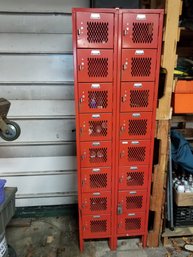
{"left": 72, "top": 8, "right": 164, "bottom": 49}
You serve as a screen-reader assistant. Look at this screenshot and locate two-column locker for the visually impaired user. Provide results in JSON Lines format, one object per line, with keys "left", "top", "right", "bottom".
{"left": 72, "top": 8, "right": 163, "bottom": 251}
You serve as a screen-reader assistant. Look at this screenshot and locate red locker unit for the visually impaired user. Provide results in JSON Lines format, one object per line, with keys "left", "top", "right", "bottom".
{"left": 73, "top": 8, "right": 163, "bottom": 251}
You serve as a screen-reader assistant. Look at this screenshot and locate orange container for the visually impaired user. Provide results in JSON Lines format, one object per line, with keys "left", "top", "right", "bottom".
{"left": 174, "top": 80, "right": 193, "bottom": 113}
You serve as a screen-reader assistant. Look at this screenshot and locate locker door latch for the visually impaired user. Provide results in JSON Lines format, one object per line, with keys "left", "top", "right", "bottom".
{"left": 117, "top": 203, "right": 123, "bottom": 215}
{"left": 123, "top": 61, "right": 128, "bottom": 70}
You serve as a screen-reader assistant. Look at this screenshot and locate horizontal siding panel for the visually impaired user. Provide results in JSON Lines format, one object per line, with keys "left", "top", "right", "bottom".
{"left": 15, "top": 195, "right": 77, "bottom": 207}
{"left": 0, "top": 0, "right": 89, "bottom": 13}
{"left": 0, "top": 55, "right": 73, "bottom": 83}
{"left": 3, "top": 173, "right": 77, "bottom": 194}
{"left": 7, "top": 100, "right": 75, "bottom": 118}
{"left": 4, "top": 119, "right": 76, "bottom": 143}
{"left": 0, "top": 34, "right": 72, "bottom": 53}
{"left": 0, "top": 84, "right": 74, "bottom": 100}
{"left": 0, "top": 14, "right": 72, "bottom": 33}
{"left": 0, "top": 144, "right": 76, "bottom": 158}
{"left": 0, "top": 156, "right": 76, "bottom": 174}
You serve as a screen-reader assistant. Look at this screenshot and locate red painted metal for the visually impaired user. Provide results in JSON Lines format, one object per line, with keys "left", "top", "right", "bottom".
{"left": 81, "top": 191, "right": 111, "bottom": 215}
{"left": 78, "top": 83, "right": 113, "bottom": 113}
{"left": 82, "top": 214, "right": 111, "bottom": 238}
{"left": 119, "top": 112, "right": 153, "bottom": 140}
{"left": 77, "top": 49, "right": 114, "bottom": 82}
{"left": 73, "top": 8, "right": 163, "bottom": 251}
{"left": 117, "top": 212, "right": 145, "bottom": 235}
{"left": 121, "top": 49, "right": 157, "bottom": 82}
{"left": 120, "top": 82, "right": 154, "bottom": 112}
{"left": 122, "top": 13, "right": 159, "bottom": 49}
{"left": 79, "top": 113, "right": 112, "bottom": 141}
{"left": 81, "top": 167, "right": 111, "bottom": 192}
{"left": 118, "top": 165, "right": 149, "bottom": 190}
{"left": 76, "top": 12, "right": 114, "bottom": 49}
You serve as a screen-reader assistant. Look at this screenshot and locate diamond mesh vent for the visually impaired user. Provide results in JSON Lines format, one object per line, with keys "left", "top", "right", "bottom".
{"left": 125, "top": 218, "right": 141, "bottom": 230}
{"left": 128, "top": 147, "right": 146, "bottom": 162}
{"left": 130, "top": 90, "right": 149, "bottom": 108}
{"left": 128, "top": 119, "right": 148, "bottom": 136}
{"left": 87, "top": 22, "right": 109, "bottom": 44}
{"left": 88, "top": 58, "right": 108, "bottom": 77}
{"left": 90, "top": 220, "right": 107, "bottom": 232}
{"left": 126, "top": 196, "right": 143, "bottom": 209}
{"left": 127, "top": 172, "right": 144, "bottom": 187}
{"left": 132, "top": 22, "right": 154, "bottom": 44}
{"left": 88, "top": 91, "right": 108, "bottom": 109}
{"left": 89, "top": 148, "right": 107, "bottom": 163}
{"left": 90, "top": 174, "right": 108, "bottom": 189}
{"left": 131, "top": 58, "right": 152, "bottom": 77}
{"left": 90, "top": 197, "right": 107, "bottom": 211}
{"left": 89, "top": 120, "right": 108, "bottom": 137}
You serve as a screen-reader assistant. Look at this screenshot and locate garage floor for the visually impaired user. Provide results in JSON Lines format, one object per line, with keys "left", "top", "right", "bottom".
{"left": 5, "top": 216, "right": 192, "bottom": 257}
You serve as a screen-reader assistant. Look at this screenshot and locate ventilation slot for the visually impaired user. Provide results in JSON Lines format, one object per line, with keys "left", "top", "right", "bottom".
{"left": 88, "top": 91, "right": 108, "bottom": 109}
{"left": 127, "top": 172, "right": 144, "bottom": 187}
{"left": 89, "top": 148, "right": 107, "bottom": 163}
{"left": 126, "top": 196, "right": 143, "bottom": 209}
{"left": 88, "top": 58, "right": 108, "bottom": 78}
{"left": 130, "top": 90, "right": 150, "bottom": 108}
{"left": 87, "top": 22, "right": 109, "bottom": 44}
{"left": 125, "top": 218, "right": 141, "bottom": 230}
{"left": 132, "top": 23, "right": 154, "bottom": 44}
{"left": 90, "top": 197, "right": 107, "bottom": 211}
{"left": 128, "top": 147, "right": 146, "bottom": 162}
{"left": 90, "top": 220, "right": 107, "bottom": 232}
{"left": 131, "top": 58, "right": 152, "bottom": 77}
{"left": 89, "top": 120, "right": 108, "bottom": 137}
{"left": 90, "top": 174, "right": 108, "bottom": 189}
{"left": 128, "top": 119, "right": 148, "bottom": 136}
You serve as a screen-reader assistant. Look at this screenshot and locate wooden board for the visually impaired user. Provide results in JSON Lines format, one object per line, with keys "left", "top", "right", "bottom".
{"left": 174, "top": 189, "right": 193, "bottom": 207}
{"left": 156, "top": 0, "right": 182, "bottom": 120}
{"left": 162, "top": 227, "right": 193, "bottom": 246}
{"left": 147, "top": 120, "right": 170, "bottom": 247}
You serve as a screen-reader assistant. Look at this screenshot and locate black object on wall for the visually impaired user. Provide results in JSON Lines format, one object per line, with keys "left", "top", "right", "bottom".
{"left": 90, "top": 0, "right": 141, "bottom": 9}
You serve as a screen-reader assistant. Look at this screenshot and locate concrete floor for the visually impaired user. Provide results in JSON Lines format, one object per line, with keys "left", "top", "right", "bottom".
{"left": 5, "top": 215, "right": 193, "bottom": 257}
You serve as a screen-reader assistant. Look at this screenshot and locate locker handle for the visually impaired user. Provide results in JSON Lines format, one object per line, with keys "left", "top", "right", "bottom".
{"left": 92, "top": 142, "right": 100, "bottom": 146}
{"left": 129, "top": 191, "right": 137, "bottom": 194}
{"left": 92, "top": 114, "right": 100, "bottom": 118}
{"left": 121, "top": 96, "right": 127, "bottom": 103}
{"left": 132, "top": 113, "right": 141, "bottom": 118}
{"left": 77, "top": 29, "right": 81, "bottom": 36}
{"left": 120, "top": 126, "right": 125, "bottom": 133}
{"left": 93, "top": 192, "right": 100, "bottom": 196}
{"left": 123, "top": 62, "right": 128, "bottom": 70}
{"left": 123, "top": 28, "right": 129, "bottom": 36}
{"left": 134, "top": 83, "right": 142, "bottom": 88}
{"left": 79, "top": 97, "right": 83, "bottom": 103}
{"left": 117, "top": 203, "right": 123, "bottom": 215}
{"left": 128, "top": 213, "right": 136, "bottom": 216}
{"left": 79, "top": 64, "right": 84, "bottom": 71}
{"left": 93, "top": 215, "right": 101, "bottom": 219}
{"left": 92, "top": 168, "right": 100, "bottom": 172}
{"left": 120, "top": 151, "right": 125, "bottom": 158}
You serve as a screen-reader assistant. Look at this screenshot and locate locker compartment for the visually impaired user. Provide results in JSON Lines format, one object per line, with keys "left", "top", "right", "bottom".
{"left": 121, "top": 49, "right": 157, "bottom": 81}
{"left": 76, "top": 12, "right": 114, "bottom": 49}
{"left": 119, "top": 112, "right": 153, "bottom": 140}
{"left": 122, "top": 13, "right": 159, "bottom": 49}
{"left": 118, "top": 165, "right": 148, "bottom": 190}
{"left": 78, "top": 83, "right": 113, "bottom": 113}
{"left": 119, "top": 140, "right": 151, "bottom": 166}
{"left": 121, "top": 82, "right": 154, "bottom": 112}
{"left": 79, "top": 113, "right": 112, "bottom": 141}
{"left": 77, "top": 49, "right": 113, "bottom": 82}
{"left": 80, "top": 141, "right": 112, "bottom": 167}
{"left": 81, "top": 167, "right": 111, "bottom": 192}
{"left": 118, "top": 190, "right": 147, "bottom": 213}
{"left": 81, "top": 191, "right": 111, "bottom": 215}
{"left": 117, "top": 212, "right": 145, "bottom": 235}
{"left": 82, "top": 214, "right": 111, "bottom": 238}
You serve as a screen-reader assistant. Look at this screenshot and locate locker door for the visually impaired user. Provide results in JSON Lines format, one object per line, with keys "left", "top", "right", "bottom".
{"left": 121, "top": 49, "right": 157, "bottom": 81}
{"left": 121, "top": 82, "right": 154, "bottom": 112}
{"left": 78, "top": 83, "right": 113, "bottom": 113}
{"left": 77, "top": 49, "right": 113, "bottom": 82}
{"left": 76, "top": 12, "right": 114, "bottom": 48}
{"left": 122, "top": 13, "right": 159, "bottom": 48}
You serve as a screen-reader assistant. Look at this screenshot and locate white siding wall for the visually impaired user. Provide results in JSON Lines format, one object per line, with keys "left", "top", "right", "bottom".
{"left": 0, "top": 0, "right": 89, "bottom": 206}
